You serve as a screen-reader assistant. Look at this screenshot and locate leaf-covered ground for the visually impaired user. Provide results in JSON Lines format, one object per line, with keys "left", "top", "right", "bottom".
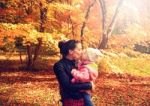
{"left": 0, "top": 52, "right": 150, "bottom": 106}
{"left": 0, "top": 70, "right": 150, "bottom": 106}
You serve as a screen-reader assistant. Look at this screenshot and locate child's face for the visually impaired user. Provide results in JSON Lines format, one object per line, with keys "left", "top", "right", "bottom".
{"left": 81, "top": 51, "right": 89, "bottom": 61}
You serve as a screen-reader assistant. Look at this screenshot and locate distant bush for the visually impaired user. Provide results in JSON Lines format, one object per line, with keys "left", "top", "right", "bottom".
{"left": 123, "top": 49, "right": 141, "bottom": 58}
{"left": 134, "top": 42, "right": 150, "bottom": 54}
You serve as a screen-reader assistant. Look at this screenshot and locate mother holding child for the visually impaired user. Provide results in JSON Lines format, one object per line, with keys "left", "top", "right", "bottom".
{"left": 53, "top": 39, "right": 102, "bottom": 106}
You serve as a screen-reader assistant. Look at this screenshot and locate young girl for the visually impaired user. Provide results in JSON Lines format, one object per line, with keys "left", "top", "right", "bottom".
{"left": 71, "top": 48, "right": 102, "bottom": 106}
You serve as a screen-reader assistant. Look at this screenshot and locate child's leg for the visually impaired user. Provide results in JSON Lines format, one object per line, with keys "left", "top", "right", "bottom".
{"left": 83, "top": 93, "right": 93, "bottom": 106}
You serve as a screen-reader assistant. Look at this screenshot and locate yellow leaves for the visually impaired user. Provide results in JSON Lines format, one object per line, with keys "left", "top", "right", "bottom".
{"left": 58, "top": 33, "right": 69, "bottom": 41}
{"left": 41, "top": 32, "right": 68, "bottom": 52}
{"left": 72, "top": 0, "right": 83, "bottom": 7}
{"left": 23, "top": 29, "right": 40, "bottom": 46}
{"left": 0, "top": 23, "right": 35, "bottom": 46}
{"left": 0, "top": 21, "right": 69, "bottom": 53}
{"left": 47, "top": 3, "right": 72, "bottom": 22}
{"left": 45, "top": 2, "right": 84, "bottom": 38}
{"left": 0, "top": 23, "right": 34, "bottom": 32}
{"left": 47, "top": 2, "right": 82, "bottom": 21}
{"left": 41, "top": 33, "right": 54, "bottom": 46}
{"left": 48, "top": 3, "right": 74, "bottom": 12}
{"left": 1, "top": 23, "right": 17, "bottom": 30}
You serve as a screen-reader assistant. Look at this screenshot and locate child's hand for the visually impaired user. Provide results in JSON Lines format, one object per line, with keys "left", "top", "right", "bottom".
{"left": 71, "top": 78, "right": 76, "bottom": 83}
{"left": 71, "top": 69, "right": 77, "bottom": 74}
{"left": 91, "top": 81, "right": 95, "bottom": 91}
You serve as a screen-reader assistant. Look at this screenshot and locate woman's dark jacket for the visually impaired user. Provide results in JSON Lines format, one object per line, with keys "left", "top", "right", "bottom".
{"left": 53, "top": 57, "right": 92, "bottom": 100}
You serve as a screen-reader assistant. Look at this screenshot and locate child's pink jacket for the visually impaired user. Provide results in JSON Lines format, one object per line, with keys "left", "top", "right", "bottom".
{"left": 71, "top": 61, "right": 98, "bottom": 83}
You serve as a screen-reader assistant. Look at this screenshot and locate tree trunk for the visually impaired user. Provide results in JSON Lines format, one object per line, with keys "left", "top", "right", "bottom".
{"left": 69, "top": 15, "right": 75, "bottom": 38}
{"left": 26, "top": 45, "right": 33, "bottom": 70}
{"left": 98, "top": 0, "right": 107, "bottom": 49}
{"left": 19, "top": 50, "right": 23, "bottom": 64}
{"left": 98, "top": 0, "right": 124, "bottom": 49}
{"left": 31, "top": 2, "right": 47, "bottom": 69}
{"left": 32, "top": 38, "right": 42, "bottom": 68}
{"left": 98, "top": 33, "right": 108, "bottom": 49}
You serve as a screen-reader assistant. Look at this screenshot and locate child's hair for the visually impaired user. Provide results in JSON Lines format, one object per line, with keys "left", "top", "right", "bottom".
{"left": 83, "top": 48, "right": 102, "bottom": 62}
{"left": 58, "top": 40, "right": 80, "bottom": 57}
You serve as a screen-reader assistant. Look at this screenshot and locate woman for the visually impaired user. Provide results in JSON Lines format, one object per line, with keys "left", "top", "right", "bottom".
{"left": 53, "top": 40, "right": 94, "bottom": 106}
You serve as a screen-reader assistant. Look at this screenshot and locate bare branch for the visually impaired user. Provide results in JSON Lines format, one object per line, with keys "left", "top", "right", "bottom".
{"left": 80, "top": 0, "right": 96, "bottom": 48}
{"left": 107, "top": 0, "right": 124, "bottom": 36}
{"left": 98, "top": 0, "right": 107, "bottom": 32}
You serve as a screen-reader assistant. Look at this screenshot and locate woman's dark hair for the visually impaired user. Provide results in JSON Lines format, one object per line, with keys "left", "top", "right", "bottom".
{"left": 58, "top": 40, "right": 80, "bottom": 57}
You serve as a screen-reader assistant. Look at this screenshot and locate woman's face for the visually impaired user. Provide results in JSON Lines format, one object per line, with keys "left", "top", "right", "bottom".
{"left": 81, "top": 50, "right": 88, "bottom": 61}
{"left": 69, "top": 43, "right": 82, "bottom": 60}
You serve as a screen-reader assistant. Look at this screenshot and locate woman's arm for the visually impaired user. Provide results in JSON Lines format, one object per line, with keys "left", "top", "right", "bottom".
{"left": 53, "top": 62, "right": 92, "bottom": 92}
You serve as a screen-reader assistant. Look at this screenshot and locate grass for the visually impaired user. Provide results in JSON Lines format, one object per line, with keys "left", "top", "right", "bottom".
{"left": 111, "top": 57, "right": 150, "bottom": 77}
{"left": 99, "top": 50, "right": 150, "bottom": 77}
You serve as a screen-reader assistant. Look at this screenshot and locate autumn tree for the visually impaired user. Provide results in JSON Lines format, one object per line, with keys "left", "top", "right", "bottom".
{"left": 0, "top": 0, "right": 66, "bottom": 70}
{"left": 0, "top": 0, "right": 85, "bottom": 70}
{"left": 98, "top": 0, "right": 124, "bottom": 49}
